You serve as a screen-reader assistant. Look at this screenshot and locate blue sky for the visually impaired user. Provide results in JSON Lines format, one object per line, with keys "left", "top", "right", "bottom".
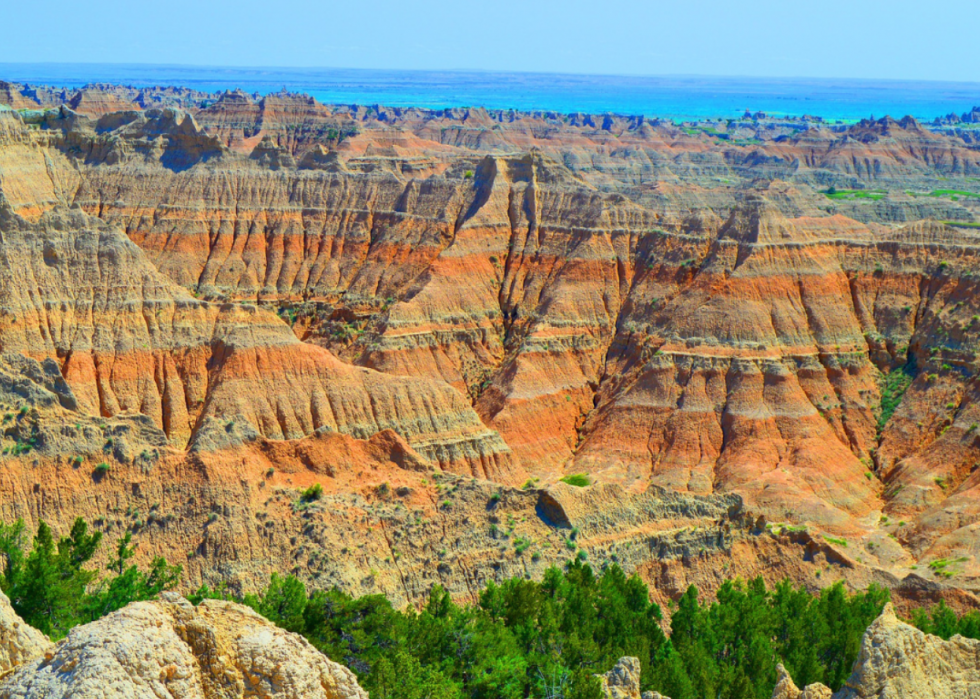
{"left": 3, "top": 0, "right": 978, "bottom": 82}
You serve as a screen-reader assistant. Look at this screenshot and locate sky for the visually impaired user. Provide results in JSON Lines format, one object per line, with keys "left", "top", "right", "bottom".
{"left": 2, "top": 0, "right": 979, "bottom": 82}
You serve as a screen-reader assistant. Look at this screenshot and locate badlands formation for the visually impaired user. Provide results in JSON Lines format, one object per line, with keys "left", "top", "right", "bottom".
{"left": 0, "top": 82, "right": 980, "bottom": 614}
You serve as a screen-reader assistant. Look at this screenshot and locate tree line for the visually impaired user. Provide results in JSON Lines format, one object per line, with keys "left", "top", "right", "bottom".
{"left": 1, "top": 517, "right": 973, "bottom": 699}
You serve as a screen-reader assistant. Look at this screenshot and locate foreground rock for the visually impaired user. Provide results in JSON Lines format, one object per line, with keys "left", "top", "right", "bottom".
{"left": 0, "top": 592, "right": 51, "bottom": 674}
{"left": 0, "top": 593, "right": 367, "bottom": 699}
{"left": 773, "top": 602, "right": 980, "bottom": 699}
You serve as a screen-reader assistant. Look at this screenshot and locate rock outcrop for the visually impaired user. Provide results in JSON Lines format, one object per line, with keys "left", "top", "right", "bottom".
{"left": 0, "top": 593, "right": 367, "bottom": 699}
{"left": 771, "top": 665, "right": 832, "bottom": 699}
{"left": 0, "top": 592, "right": 51, "bottom": 674}
{"left": 772, "top": 602, "right": 980, "bottom": 699}
{"left": 598, "top": 657, "right": 670, "bottom": 699}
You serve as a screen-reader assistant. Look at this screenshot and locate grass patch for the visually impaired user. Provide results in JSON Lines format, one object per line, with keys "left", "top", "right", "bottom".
{"left": 560, "top": 473, "right": 591, "bottom": 487}
{"left": 823, "top": 535, "right": 848, "bottom": 548}
{"left": 928, "top": 557, "right": 969, "bottom": 578}
{"left": 823, "top": 187, "right": 886, "bottom": 202}
{"left": 943, "top": 220, "right": 980, "bottom": 229}
{"left": 927, "top": 189, "right": 980, "bottom": 199}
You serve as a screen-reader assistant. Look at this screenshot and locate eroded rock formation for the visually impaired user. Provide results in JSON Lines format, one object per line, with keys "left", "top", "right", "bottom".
{"left": 1, "top": 81, "right": 980, "bottom": 609}
{"left": 598, "top": 657, "right": 671, "bottom": 699}
{"left": 772, "top": 602, "right": 980, "bottom": 699}
{"left": 0, "top": 593, "right": 367, "bottom": 699}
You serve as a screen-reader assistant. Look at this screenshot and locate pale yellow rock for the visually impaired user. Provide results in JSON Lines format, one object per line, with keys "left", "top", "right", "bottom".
{"left": 771, "top": 663, "right": 831, "bottom": 699}
{"left": 0, "top": 591, "right": 51, "bottom": 674}
{"left": 0, "top": 593, "right": 367, "bottom": 699}
{"left": 597, "top": 657, "right": 671, "bottom": 699}
{"left": 834, "top": 602, "right": 980, "bottom": 699}
{"left": 773, "top": 602, "right": 980, "bottom": 699}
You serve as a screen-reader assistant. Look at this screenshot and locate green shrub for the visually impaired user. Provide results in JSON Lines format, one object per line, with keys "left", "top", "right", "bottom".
{"left": 878, "top": 365, "right": 914, "bottom": 433}
{"left": 300, "top": 483, "right": 323, "bottom": 502}
{"left": 560, "top": 473, "right": 591, "bottom": 487}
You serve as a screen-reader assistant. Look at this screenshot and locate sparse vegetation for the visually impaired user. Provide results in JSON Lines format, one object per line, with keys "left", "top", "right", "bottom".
{"left": 560, "top": 473, "right": 591, "bottom": 487}
{"left": 943, "top": 221, "right": 980, "bottom": 229}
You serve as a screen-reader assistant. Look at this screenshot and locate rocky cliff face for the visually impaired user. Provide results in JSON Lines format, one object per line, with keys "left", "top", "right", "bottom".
{"left": 772, "top": 602, "right": 980, "bottom": 699}
{"left": 0, "top": 593, "right": 367, "bottom": 699}
{"left": 1, "top": 83, "right": 980, "bottom": 609}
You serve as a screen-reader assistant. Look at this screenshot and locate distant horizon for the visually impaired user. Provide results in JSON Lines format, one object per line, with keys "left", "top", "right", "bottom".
{"left": 4, "top": 61, "right": 980, "bottom": 89}
{"left": 2, "top": 63, "right": 979, "bottom": 124}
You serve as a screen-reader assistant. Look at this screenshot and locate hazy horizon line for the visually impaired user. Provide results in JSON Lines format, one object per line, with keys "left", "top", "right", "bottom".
{"left": 2, "top": 61, "right": 980, "bottom": 89}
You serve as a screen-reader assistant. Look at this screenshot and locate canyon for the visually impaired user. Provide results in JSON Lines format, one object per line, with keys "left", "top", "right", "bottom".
{"left": 1, "top": 81, "right": 980, "bottom": 614}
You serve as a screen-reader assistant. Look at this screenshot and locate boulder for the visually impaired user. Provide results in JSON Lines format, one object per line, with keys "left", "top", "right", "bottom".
{"left": 770, "top": 664, "right": 831, "bottom": 699}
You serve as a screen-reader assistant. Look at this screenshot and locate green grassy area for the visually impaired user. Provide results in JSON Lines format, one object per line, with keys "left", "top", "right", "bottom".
{"left": 907, "top": 189, "right": 980, "bottom": 201}
{"left": 927, "top": 189, "right": 980, "bottom": 199}
{"left": 926, "top": 189, "right": 980, "bottom": 201}
{"left": 942, "top": 221, "right": 980, "bottom": 229}
{"left": 822, "top": 188, "right": 887, "bottom": 201}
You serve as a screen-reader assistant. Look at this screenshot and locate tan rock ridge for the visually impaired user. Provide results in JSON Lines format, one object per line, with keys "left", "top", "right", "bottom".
{"left": 0, "top": 593, "right": 367, "bottom": 699}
